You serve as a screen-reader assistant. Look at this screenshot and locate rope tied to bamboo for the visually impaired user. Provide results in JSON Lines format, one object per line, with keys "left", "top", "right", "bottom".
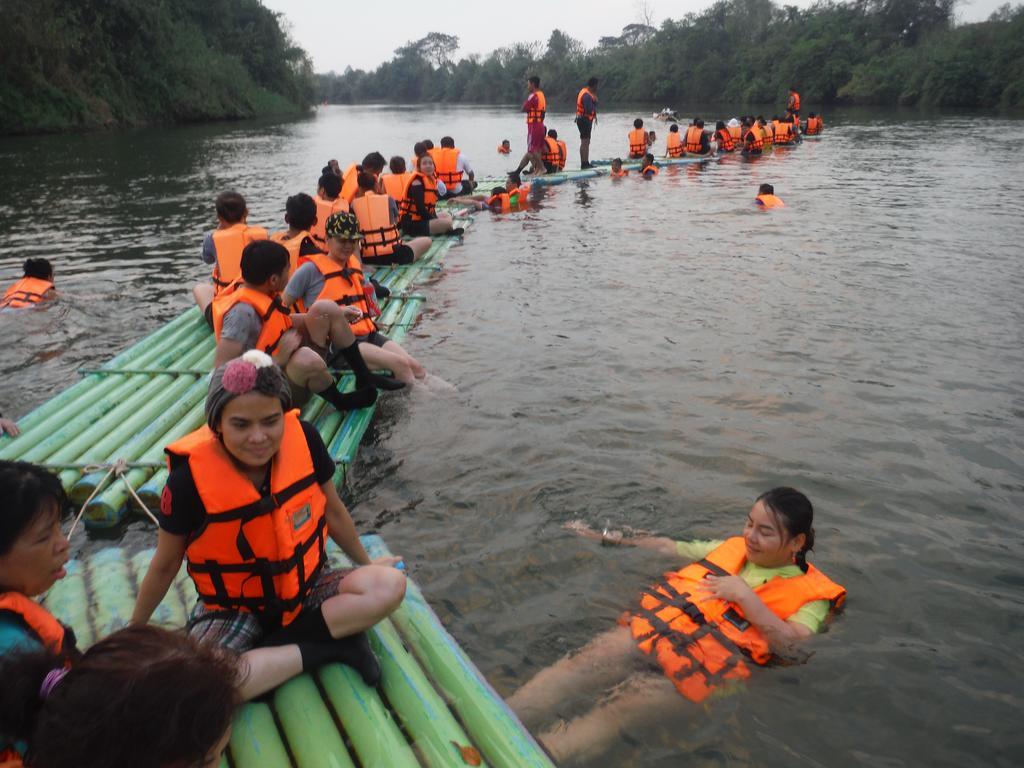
{"left": 67, "top": 458, "right": 159, "bottom": 536}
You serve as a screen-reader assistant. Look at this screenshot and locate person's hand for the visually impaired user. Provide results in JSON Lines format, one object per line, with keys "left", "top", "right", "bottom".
{"left": 372, "top": 555, "right": 405, "bottom": 570}
{"left": 563, "top": 520, "right": 622, "bottom": 545}
{"left": 0, "top": 417, "right": 20, "bottom": 437}
{"left": 699, "top": 575, "right": 755, "bottom": 605}
{"left": 342, "top": 306, "right": 363, "bottom": 322}
{"left": 275, "top": 329, "right": 302, "bottom": 359}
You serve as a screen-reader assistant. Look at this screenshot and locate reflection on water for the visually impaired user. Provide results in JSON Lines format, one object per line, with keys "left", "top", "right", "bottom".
{"left": 2, "top": 107, "right": 1024, "bottom": 767}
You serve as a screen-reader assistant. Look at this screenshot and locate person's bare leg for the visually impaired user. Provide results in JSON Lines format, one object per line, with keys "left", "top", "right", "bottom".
{"left": 580, "top": 137, "right": 591, "bottom": 167}
{"left": 296, "top": 301, "right": 357, "bottom": 349}
{"left": 357, "top": 343, "right": 416, "bottom": 385}
{"left": 193, "top": 283, "right": 214, "bottom": 314}
{"left": 380, "top": 339, "right": 425, "bottom": 379}
{"left": 540, "top": 672, "right": 683, "bottom": 765}
{"left": 408, "top": 236, "right": 433, "bottom": 259}
{"left": 507, "top": 625, "right": 638, "bottom": 730}
{"left": 284, "top": 346, "right": 334, "bottom": 392}
{"left": 428, "top": 217, "right": 454, "bottom": 235}
{"left": 237, "top": 645, "right": 303, "bottom": 700}
{"left": 513, "top": 151, "right": 532, "bottom": 173}
{"left": 319, "top": 565, "right": 406, "bottom": 638}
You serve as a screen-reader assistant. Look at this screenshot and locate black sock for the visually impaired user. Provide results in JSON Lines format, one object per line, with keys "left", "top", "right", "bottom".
{"left": 338, "top": 341, "right": 405, "bottom": 391}
{"left": 297, "top": 633, "right": 381, "bottom": 686}
{"left": 447, "top": 227, "right": 464, "bottom": 237}
{"left": 315, "top": 381, "right": 377, "bottom": 411}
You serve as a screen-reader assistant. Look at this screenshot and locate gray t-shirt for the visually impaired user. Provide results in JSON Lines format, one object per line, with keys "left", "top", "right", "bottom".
{"left": 201, "top": 232, "right": 216, "bottom": 265}
{"left": 284, "top": 262, "right": 326, "bottom": 310}
{"left": 219, "top": 303, "right": 262, "bottom": 350}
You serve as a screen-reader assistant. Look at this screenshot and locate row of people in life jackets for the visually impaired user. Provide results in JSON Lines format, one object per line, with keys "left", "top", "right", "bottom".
{"left": 1, "top": 258, "right": 56, "bottom": 310}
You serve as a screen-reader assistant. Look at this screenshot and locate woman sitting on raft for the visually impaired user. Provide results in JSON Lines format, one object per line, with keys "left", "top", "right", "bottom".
{"left": 132, "top": 354, "right": 407, "bottom": 698}
{"left": 398, "top": 154, "right": 461, "bottom": 237}
{"left": 1, "top": 625, "right": 239, "bottom": 768}
{"left": 508, "top": 488, "right": 846, "bottom": 763}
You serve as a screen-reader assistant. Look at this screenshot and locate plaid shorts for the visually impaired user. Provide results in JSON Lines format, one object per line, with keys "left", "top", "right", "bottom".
{"left": 186, "top": 566, "right": 356, "bottom": 653}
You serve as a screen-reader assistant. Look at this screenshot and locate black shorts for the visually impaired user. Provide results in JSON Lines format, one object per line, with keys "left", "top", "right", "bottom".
{"left": 326, "top": 331, "right": 390, "bottom": 368}
{"left": 544, "top": 162, "right": 563, "bottom": 174}
{"left": 400, "top": 218, "right": 431, "bottom": 237}
{"left": 363, "top": 243, "right": 415, "bottom": 266}
{"left": 576, "top": 116, "right": 593, "bottom": 140}
{"left": 203, "top": 303, "right": 214, "bottom": 328}
{"left": 357, "top": 330, "right": 390, "bottom": 348}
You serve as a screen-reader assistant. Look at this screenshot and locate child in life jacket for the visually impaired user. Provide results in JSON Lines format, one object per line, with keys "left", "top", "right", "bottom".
{"left": 1, "top": 259, "right": 56, "bottom": 310}
{"left": 498, "top": 139, "right": 512, "bottom": 154}
{"left": 640, "top": 154, "right": 660, "bottom": 178}
{"left": 756, "top": 183, "right": 785, "bottom": 209}
{"left": 508, "top": 488, "right": 846, "bottom": 764}
{"left": 132, "top": 356, "right": 406, "bottom": 698}
{"left": 0, "top": 460, "right": 75, "bottom": 763}
{"left": 0, "top": 625, "right": 239, "bottom": 768}
{"left": 192, "top": 192, "right": 268, "bottom": 318}
{"left": 609, "top": 158, "right": 628, "bottom": 177}
{"left": 282, "top": 212, "right": 426, "bottom": 386}
{"left": 209, "top": 239, "right": 405, "bottom": 414}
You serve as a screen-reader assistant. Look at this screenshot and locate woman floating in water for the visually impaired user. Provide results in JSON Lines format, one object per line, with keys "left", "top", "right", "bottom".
{"left": 508, "top": 488, "right": 846, "bottom": 763}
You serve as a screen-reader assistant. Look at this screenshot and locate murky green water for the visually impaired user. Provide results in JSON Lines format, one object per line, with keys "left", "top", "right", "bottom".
{"left": 2, "top": 106, "right": 1023, "bottom": 767}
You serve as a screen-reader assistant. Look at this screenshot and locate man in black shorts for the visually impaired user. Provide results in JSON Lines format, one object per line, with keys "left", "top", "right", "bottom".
{"left": 575, "top": 77, "right": 599, "bottom": 169}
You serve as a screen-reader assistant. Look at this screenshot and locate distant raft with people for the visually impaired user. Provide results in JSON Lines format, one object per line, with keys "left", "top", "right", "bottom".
{"left": 43, "top": 536, "right": 554, "bottom": 768}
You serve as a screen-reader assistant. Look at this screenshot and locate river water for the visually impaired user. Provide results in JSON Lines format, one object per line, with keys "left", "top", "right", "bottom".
{"left": 1, "top": 106, "right": 1022, "bottom": 767}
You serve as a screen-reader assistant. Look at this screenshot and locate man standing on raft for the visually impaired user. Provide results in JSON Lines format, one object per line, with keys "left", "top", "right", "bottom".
{"left": 511, "top": 76, "right": 546, "bottom": 176}
{"left": 576, "top": 77, "right": 598, "bottom": 169}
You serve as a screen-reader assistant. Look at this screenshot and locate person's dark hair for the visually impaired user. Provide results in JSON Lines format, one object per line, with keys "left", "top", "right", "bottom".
{"left": 321, "top": 165, "right": 334, "bottom": 176}
{"left": 633, "top": 118, "right": 643, "bottom": 128}
{"left": 240, "top": 240, "right": 289, "bottom": 284}
{"left": 284, "top": 192, "right": 317, "bottom": 231}
{"left": 0, "top": 461, "right": 66, "bottom": 557}
{"left": 669, "top": 123, "right": 679, "bottom": 133}
{"left": 743, "top": 116, "right": 753, "bottom": 126}
{"left": 318, "top": 173, "right": 342, "bottom": 198}
{"left": 412, "top": 141, "right": 426, "bottom": 158}
{"left": 501, "top": 139, "right": 510, "bottom": 146}
{"left": 489, "top": 187, "right": 506, "bottom": 202}
{"left": 22, "top": 258, "right": 54, "bottom": 281}
{"left": 695, "top": 118, "right": 704, "bottom": 128}
{"left": 790, "top": 85, "right": 797, "bottom": 90}
{"left": 214, "top": 191, "right": 247, "bottom": 224}
{"left": 644, "top": 153, "right": 655, "bottom": 164}
{"left": 759, "top": 183, "right": 775, "bottom": 195}
{"left": 547, "top": 129, "right": 558, "bottom": 139}
{"left": 422, "top": 139, "right": 434, "bottom": 150}
{"left": 356, "top": 171, "right": 377, "bottom": 191}
{"left": 361, "top": 152, "right": 386, "bottom": 174}
{"left": 439, "top": 136, "right": 455, "bottom": 148}
{"left": 0, "top": 625, "right": 241, "bottom": 768}
{"left": 756, "top": 487, "right": 814, "bottom": 571}
{"left": 809, "top": 111, "right": 817, "bottom": 118}
{"left": 528, "top": 75, "right": 541, "bottom": 87}
{"left": 757, "top": 115, "right": 766, "bottom": 124}
{"left": 772, "top": 114, "right": 780, "bottom": 122}
{"left": 611, "top": 157, "right": 623, "bottom": 166}
{"left": 507, "top": 171, "right": 522, "bottom": 186}
{"left": 716, "top": 120, "right": 726, "bottom": 130}
{"left": 389, "top": 155, "right": 407, "bottom": 174}
{"left": 587, "top": 76, "right": 599, "bottom": 89}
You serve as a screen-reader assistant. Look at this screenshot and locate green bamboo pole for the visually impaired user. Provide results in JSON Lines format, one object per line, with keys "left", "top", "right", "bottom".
{"left": 229, "top": 703, "right": 292, "bottom": 768}
{"left": 272, "top": 675, "right": 357, "bottom": 768}
{"left": 363, "top": 537, "right": 555, "bottom": 768}
{"left": 84, "top": 399, "right": 207, "bottom": 527}
{"left": 87, "top": 548, "right": 136, "bottom": 639}
{"left": 39, "top": 559, "right": 93, "bottom": 649}
{"left": 318, "top": 664, "right": 420, "bottom": 768}
{"left": 130, "top": 549, "right": 189, "bottom": 629}
{"left": 137, "top": 468, "right": 169, "bottom": 509}
{"left": 27, "top": 342, "right": 212, "bottom": 466}
{"left": 70, "top": 377, "right": 209, "bottom": 503}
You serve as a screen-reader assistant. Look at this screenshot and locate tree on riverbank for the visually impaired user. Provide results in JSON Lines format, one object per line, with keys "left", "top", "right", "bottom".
{"left": 0, "top": 0, "right": 315, "bottom": 135}
{"left": 316, "top": 0, "right": 1024, "bottom": 109}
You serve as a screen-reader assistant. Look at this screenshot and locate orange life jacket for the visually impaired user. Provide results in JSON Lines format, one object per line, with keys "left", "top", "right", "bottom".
{"left": 641, "top": 164, "right": 659, "bottom": 177}
{"left": 576, "top": 87, "right": 597, "bottom": 120}
{"left": 772, "top": 121, "right": 794, "bottom": 145}
{"left": 526, "top": 91, "right": 546, "bottom": 124}
{"left": 542, "top": 137, "right": 565, "bottom": 169}
{"left": 487, "top": 192, "right": 512, "bottom": 213}
{"left": 497, "top": 144, "right": 511, "bottom": 154}
{"left": 209, "top": 224, "right": 268, "bottom": 296}
{"left": 428, "top": 147, "right": 464, "bottom": 189}
{"left": 0, "top": 749, "right": 24, "bottom": 766}
{"left": 610, "top": 168, "right": 629, "bottom": 178}
{"left": 0, "top": 277, "right": 54, "bottom": 309}
{"left": 211, "top": 285, "right": 293, "bottom": 354}
{"left": 760, "top": 123, "right": 774, "bottom": 146}
{"left": 628, "top": 128, "right": 647, "bottom": 158}
{"left": 666, "top": 132, "right": 684, "bottom": 158}
{"left": 788, "top": 91, "right": 801, "bottom": 112}
{"left": 558, "top": 140, "right": 567, "bottom": 165}
{"left": 685, "top": 126, "right": 705, "bottom": 153}
{"left": 310, "top": 196, "right": 350, "bottom": 249}
{"left": 756, "top": 194, "right": 785, "bottom": 209}
{"left": 350, "top": 192, "right": 402, "bottom": 260}
{"left": 166, "top": 411, "right": 328, "bottom": 626}
{"left": 716, "top": 129, "right": 736, "bottom": 152}
{"left": 630, "top": 537, "right": 845, "bottom": 703}
{"left": 398, "top": 173, "right": 438, "bottom": 222}
{"left": 0, "top": 592, "right": 68, "bottom": 654}
{"left": 728, "top": 125, "right": 742, "bottom": 140}
{"left": 806, "top": 116, "right": 823, "bottom": 135}
{"left": 340, "top": 164, "right": 359, "bottom": 203}
{"left": 303, "top": 252, "right": 377, "bottom": 336}
{"left": 744, "top": 125, "right": 764, "bottom": 152}
{"left": 382, "top": 172, "right": 412, "bottom": 202}
{"left": 271, "top": 230, "right": 320, "bottom": 274}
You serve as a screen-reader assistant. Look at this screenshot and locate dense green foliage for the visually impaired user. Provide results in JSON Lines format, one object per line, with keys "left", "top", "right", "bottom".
{"left": 0, "top": 0, "right": 315, "bottom": 135}
{"left": 317, "top": 0, "right": 1024, "bottom": 109}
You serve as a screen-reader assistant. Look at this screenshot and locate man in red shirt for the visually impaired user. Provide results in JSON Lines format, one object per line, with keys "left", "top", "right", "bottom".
{"left": 512, "top": 75, "right": 547, "bottom": 176}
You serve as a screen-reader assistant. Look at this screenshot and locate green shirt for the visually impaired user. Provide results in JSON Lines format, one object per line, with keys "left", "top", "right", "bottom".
{"left": 675, "top": 539, "right": 829, "bottom": 633}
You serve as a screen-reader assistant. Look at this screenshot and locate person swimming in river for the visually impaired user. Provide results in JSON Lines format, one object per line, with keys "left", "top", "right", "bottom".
{"left": 132, "top": 354, "right": 407, "bottom": 698}
{"left": 1, "top": 258, "right": 57, "bottom": 310}
{"left": 507, "top": 488, "right": 846, "bottom": 764}
{"left": 609, "top": 158, "right": 628, "bottom": 177}
{"left": 640, "top": 153, "right": 659, "bottom": 178}
{"left": 756, "top": 183, "right": 785, "bottom": 209}
{"left": 497, "top": 139, "right": 511, "bottom": 155}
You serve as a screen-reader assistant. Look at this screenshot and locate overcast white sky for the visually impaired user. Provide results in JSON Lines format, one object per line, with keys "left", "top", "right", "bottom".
{"left": 262, "top": 0, "right": 1006, "bottom": 73}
